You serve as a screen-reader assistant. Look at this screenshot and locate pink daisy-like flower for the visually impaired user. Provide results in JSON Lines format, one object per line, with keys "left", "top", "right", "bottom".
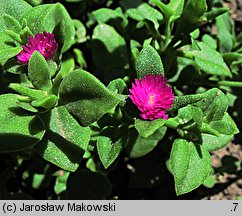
{"left": 17, "top": 31, "right": 58, "bottom": 65}
{"left": 129, "top": 74, "right": 175, "bottom": 120}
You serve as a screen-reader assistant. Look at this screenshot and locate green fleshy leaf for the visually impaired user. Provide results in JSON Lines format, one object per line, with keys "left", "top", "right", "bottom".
{"left": 24, "top": 0, "right": 43, "bottom": 6}
{"left": 135, "top": 118, "right": 166, "bottom": 138}
{"left": 86, "top": 158, "right": 96, "bottom": 172}
{"left": 51, "top": 53, "right": 75, "bottom": 94}
{"left": 190, "top": 29, "right": 200, "bottom": 39}
{"left": 130, "top": 39, "right": 141, "bottom": 63}
{"left": 22, "top": 3, "right": 75, "bottom": 52}
{"left": 97, "top": 133, "right": 127, "bottom": 169}
{"left": 3, "top": 14, "right": 22, "bottom": 33}
{"left": 73, "top": 49, "right": 86, "bottom": 68}
{"left": 187, "top": 105, "right": 203, "bottom": 125}
{"left": 190, "top": 41, "right": 232, "bottom": 78}
{"left": 5, "top": 29, "right": 22, "bottom": 44}
{"left": 171, "top": 88, "right": 229, "bottom": 122}
{"left": 175, "top": 0, "right": 207, "bottom": 36}
{"left": 0, "top": 32, "right": 22, "bottom": 65}
{"left": 167, "top": 0, "right": 185, "bottom": 17}
{"left": 170, "top": 139, "right": 211, "bottom": 195}
{"left": 136, "top": 45, "right": 164, "bottom": 79}
{"left": 53, "top": 19, "right": 65, "bottom": 51}
{"left": 120, "top": 0, "right": 163, "bottom": 30}
{"left": 209, "top": 113, "right": 239, "bottom": 135}
{"left": 0, "top": 0, "right": 32, "bottom": 32}
{"left": 128, "top": 127, "right": 167, "bottom": 158}
{"left": 204, "top": 7, "right": 229, "bottom": 22}
{"left": 202, "top": 175, "right": 215, "bottom": 188}
{"left": 22, "top": 162, "right": 53, "bottom": 190}
{"left": 73, "top": 19, "right": 86, "bottom": 43}
{"left": 32, "top": 173, "right": 51, "bottom": 189}
{"left": 48, "top": 60, "right": 58, "bottom": 77}
{"left": 92, "top": 8, "right": 126, "bottom": 29}
{"left": 19, "top": 25, "right": 33, "bottom": 44}
{"left": 216, "top": 12, "right": 234, "bottom": 53}
{"left": 172, "top": 88, "right": 237, "bottom": 144}
{"left": 9, "top": 83, "right": 47, "bottom": 100}
{"left": 151, "top": 0, "right": 184, "bottom": 22}
{"left": 28, "top": 51, "right": 52, "bottom": 90}
{"left": 201, "top": 113, "right": 239, "bottom": 151}
{"left": 169, "top": 93, "right": 205, "bottom": 112}
{"left": 0, "top": 94, "right": 45, "bottom": 152}
{"left": 150, "top": 0, "right": 173, "bottom": 20}
{"left": 3, "top": 58, "right": 25, "bottom": 74}
{"left": 195, "top": 88, "right": 228, "bottom": 123}
{"left": 91, "top": 23, "right": 128, "bottom": 82}
{"left": 59, "top": 69, "right": 121, "bottom": 126}
{"left": 60, "top": 54, "right": 75, "bottom": 76}
{"left": 202, "top": 34, "right": 217, "bottom": 49}
{"left": 0, "top": 46, "right": 22, "bottom": 65}
{"left": 34, "top": 106, "right": 91, "bottom": 172}
{"left": 54, "top": 171, "right": 69, "bottom": 195}
{"left": 17, "top": 101, "right": 39, "bottom": 113}
{"left": 107, "top": 78, "right": 128, "bottom": 94}
{"left": 31, "top": 94, "right": 57, "bottom": 109}
{"left": 223, "top": 52, "right": 242, "bottom": 65}
{"left": 93, "top": 8, "right": 124, "bottom": 24}
{"left": 171, "top": 89, "right": 237, "bottom": 151}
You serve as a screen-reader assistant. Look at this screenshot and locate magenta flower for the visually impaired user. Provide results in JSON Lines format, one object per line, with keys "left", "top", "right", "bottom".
{"left": 17, "top": 31, "right": 58, "bottom": 65}
{"left": 129, "top": 74, "right": 175, "bottom": 120}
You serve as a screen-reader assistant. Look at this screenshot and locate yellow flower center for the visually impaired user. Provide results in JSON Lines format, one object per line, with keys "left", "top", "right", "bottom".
{"left": 148, "top": 94, "right": 155, "bottom": 105}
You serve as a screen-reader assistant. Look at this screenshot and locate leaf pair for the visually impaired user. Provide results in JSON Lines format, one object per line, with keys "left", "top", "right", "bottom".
{"left": 170, "top": 139, "right": 211, "bottom": 195}
{"left": 0, "top": 93, "right": 90, "bottom": 171}
{"left": 168, "top": 88, "right": 239, "bottom": 195}
{"left": 2, "top": 67, "right": 122, "bottom": 172}
{"left": 0, "top": 0, "right": 75, "bottom": 67}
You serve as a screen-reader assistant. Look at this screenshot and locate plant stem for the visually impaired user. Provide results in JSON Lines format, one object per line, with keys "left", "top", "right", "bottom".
{"left": 162, "top": 19, "right": 172, "bottom": 52}
{"left": 164, "top": 118, "right": 179, "bottom": 130}
{"left": 218, "top": 81, "right": 242, "bottom": 88}
{"left": 177, "top": 50, "right": 194, "bottom": 59}
{"left": 169, "top": 93, "right": 205, "bottom": 112}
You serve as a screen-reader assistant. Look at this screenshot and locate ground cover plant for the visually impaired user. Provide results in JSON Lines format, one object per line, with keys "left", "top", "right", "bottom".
{"left": 0, "top": 0, "right": 242, "bottom": 199}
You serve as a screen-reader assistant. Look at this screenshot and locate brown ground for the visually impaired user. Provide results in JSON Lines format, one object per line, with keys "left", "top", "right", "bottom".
{"left": 225, "top": 0, "right": 242, "bottom": 22}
